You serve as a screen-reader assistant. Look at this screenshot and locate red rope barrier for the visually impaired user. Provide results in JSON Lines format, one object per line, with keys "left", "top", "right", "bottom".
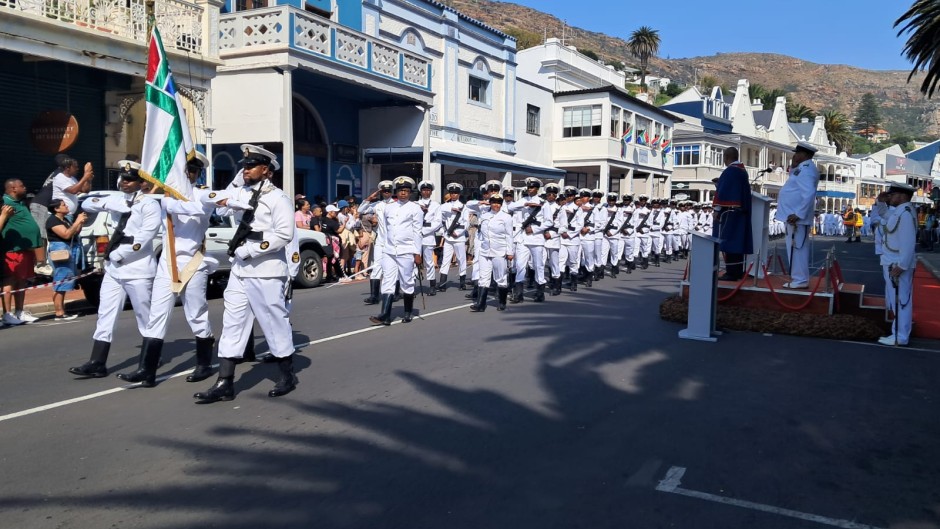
{"left": 716, "top": 261, "right": 756, "bottom": 302}
{"left": 6, "top": 270, "right": 99, "bottom": 295}
{"left": 758, "top": 263, "right": 828, "bottom": 311}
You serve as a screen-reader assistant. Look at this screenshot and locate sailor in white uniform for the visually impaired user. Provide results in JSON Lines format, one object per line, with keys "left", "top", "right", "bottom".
{"left": 877, "top": 183, "right": 917, "bottom": 346}
{"left": 69, "top": 161, "right": 161, "bottom": 379}
{"left": 194, "top": 145, "right": 296, "bottom": 403}
{"left": 369, "top": 176, "right": 424, "bottom": 326}
{"left": 600, "top": 192, "right": 621, "bottom": 277}
{"left": 117, "top": 152, "right": 218, "bottom": 387}
{"left": 559, "top": 187, "right": 584, "bottom": 290}
{"left": 542, "top": 183, "right": 563, "bottom": 295}
{"left": 460, "top": 181, "right": 502, "bottom": 302}
{"left": 774, "top": 141, "right": 821, "bottom": 288}
{"left": 417, "top": 180, "right": 441, "bottom": 296}
{"left": 437, "top": 182, "right": 468, "bottom": 292}
{"left": 577, "top": 188, "right": 598, "bottom": 285}
{"left": 633, "top": 195, "right": 653, "bottom": 269}
{"left": 588, "top": 189, "right": 608, "bottom": 281}
{"left": 358, "top": 180, "right": 394, "bottom": 304}
{"left": 508, "top": 177, "right": 553, "bottom": 302}
{"left": 619, "top": 195, "right": 637, "bottom": 273}
{"left": 470, "top": 193, "right": 515, "bottom": 312}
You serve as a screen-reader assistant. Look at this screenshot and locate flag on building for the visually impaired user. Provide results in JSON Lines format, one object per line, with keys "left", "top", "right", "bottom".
{"left": 661, "top": 139, "right": 671, "bottom": 154}
{"left": 621, "top": 124, "right": 633, "bottom": 158}
{"left": 636, "top": 129, "right": 647, "bottom": 146}
{"left": 140, "top": 25, "right": 195, "bottom": 201}
{"left": 650, "top": 134, "right": 661, "bottom": 149}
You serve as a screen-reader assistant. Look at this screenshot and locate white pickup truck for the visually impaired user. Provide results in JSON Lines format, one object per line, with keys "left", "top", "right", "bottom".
{"left": 75, "top": 191, "right": 331, "bottom": 306}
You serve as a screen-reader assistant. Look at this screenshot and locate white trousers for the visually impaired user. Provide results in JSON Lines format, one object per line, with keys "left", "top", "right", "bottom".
{"left": 381, "top": 253, "right": 416, "bottom": 295}
{"left": 421, "top": 243, "right": 437, "bottom": 281}
{"left": 478, "top": 254, "right": 509, "bottom": 288}
{"left": 651, "top": 232, "right": 664, "bottom": 254}
{"left": 516, "top": 244, "right": 546, "bottom": 284}
{"left": 371, "top": 244, "right": 385, "bottom": 281}
{"left": 884, "top": 265, "right": 914, "bottom": 343}
{"left": 785, "top": 224, "right": 812, "bottom": 285}
{"left": 93, "top": 274, "right": 153, "bottom": 343}
{"left": 606, "top": 238, "right": 623, "bottom": 266}
{"left": 595, "top": 238, "right": 607, "bottom": 268}
{"left": 622, "top": 236, "right": 636, "bottom": 262}
{"left": 440, "top": 240, "right": 466, "bottom": 277}
{"left": 580, "top": 238, "right": 596, "bottom": 271}
{"left": 562, "top": 242, "right": 581, "bottom": 272}
{"left": 217, "top": 274, "right": 293, "bottom": 359}
{"left": 144, "top": 268, "right": 212, "bottom": 340}
{"left": 636, "top": 234, "right": 652, "bottom": 257}
{"left": 545, "top": 247, "right": 561, "bottom": 278}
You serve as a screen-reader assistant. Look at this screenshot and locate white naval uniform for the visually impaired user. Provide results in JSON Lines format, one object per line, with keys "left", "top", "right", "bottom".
{"left": 774, "top": 160, "right": 820, "bottom": 285}
{"left": 216, "top": 179, "right": 295, "bottom": 360}
{"left": 143, "top": 189, "right": 217, "bottom": 341}
{"left": 879, "top": 201, "right": 917, "bottom": 344}
{"left": 591, "top": 203, "right": 609, "bottom": 269}
{"left": 560, "top": 202, "right": 584, "bottom": 272}
{"left": 358, "top": 197, "right": 390, "bottom": 281}
{"left": 418, "top": 197, "right": 441, "bottom": 282}
{"left": 83, "top": 192, "right": 161, "bottom": 343}
{"left": 870, "top": 201, "right": 886, "bottom": 256}
{"left": 440, "top": 199, "right": 467, "bottom": 279}
{"left": 509, "top": 195, "right": 553, "bottom": 285}
{"left": 633, "top": 205, "right": 652, "bottom": 259}
{"left": 603, "top": 205, "right": 624, "bottom": 266}
{"left": 649, "top": 208, "right": 667, "bottom": 255}
{"left": 543, "top": 201, "right": 562, "bottom": 279}
{"left": 380, "top": 199, "right": 424, "bottom": 295}
{"left": 476, "top": 208, "right": 515, "bottom": 288}
{"left": 619, "top": 205, "right": 637, "bottom": 264}
{"left": 579, "top": 203, "right": 598, "bottom": 272}
{"left": 677, "top": 209, "right": 693, "bottom": 252}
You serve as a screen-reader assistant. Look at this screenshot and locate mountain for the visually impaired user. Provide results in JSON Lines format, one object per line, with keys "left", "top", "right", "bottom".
{"left": 439, "top": 0, "right": 938, "bottom": 138}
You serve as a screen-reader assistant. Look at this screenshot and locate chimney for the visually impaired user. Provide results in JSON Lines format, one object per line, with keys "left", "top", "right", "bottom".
{"left": 751, "top": 98, "right": 763, "bottom": 111}
{"left": 801, "top": 117, "right": 809, "bottom": 123}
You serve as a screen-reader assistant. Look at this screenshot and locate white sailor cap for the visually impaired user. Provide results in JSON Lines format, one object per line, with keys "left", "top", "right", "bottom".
{"left": 622, "top": 194, "right": 634, "bottom": 201}
{"left": 637, "top": 194, "right": 650, "bottom": 200}
{"left": 544, "top": 183, "right": 561, "bottom": 194}
{"left": 239, "top": 144, "right": 280, "bottom": 171}
{"left": 393, "top": 175, "right": 416, "bottom": 189}
{"left": 485, "top": 179, "right": 503, "bottom": 193}
{"left": 117, "top": 159, "right": 143, "bottom": 181}
{"left": 578, "top": 188, "right": 592, "bottom": 197}
{"left": 794, "top": 141, "right": 818, "bottom": 155}
{"left": 188, "top": 151, "right": 210, "bottom": 169}
{"left": 446, "top": 182, "right": 464, "bottom": 192}
{"left": 524, "top": 177, "right": 543, "bottom": 188}
{"left": 378, "top": 180, "right": 394, "bottom": 191}
{"left": 606, "top": 192, "right": 618, "bottom": 200}
{"left": 563, "top": 185, "right": 578, "bottom": 196}
{"left": 888, "top": 182, "right": 916, "bottom": 195}
{"left": 418, "top": 180, "right": 434, "bottom": 191}
{"left": 502, "top": 185, "right": 515, "bottom": 195}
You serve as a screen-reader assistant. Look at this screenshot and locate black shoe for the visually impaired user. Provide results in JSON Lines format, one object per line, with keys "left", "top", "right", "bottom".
{"left": 69, "top": 340, "right": 111, "bottom": 378}
{"left": 465, "top": 284, "right": 479, "bottom": 299}
{"left": 641, "top": 257, "right": 649, "bottom": 270}
{"left": 570, "top": 276, "right": 578, "bottom": 292}
{"left": 664, "top": 253, "right": 672, "bottom": 263}
{"left": 255, "top": 352, "right": 277, "bottom": 363}
{"left": 428, "top": 280, "right": 437, "bottom": 296}
{"left": 437, "top": 274, "right": 448, "bottom": 292}
{"left": 533, "top": 284, "right": 545, "bottom": 302}
{"left": 625, "top": 262, "right": 633, "bottom": 274}
{"left": 187, "top": 336, "right": 216, "bottom": 383}
{"left": 470, "top": 288, "right": 488, "bottom": 312}
{"left": 363, "top": 279, "right": 381, "bottom": 304}
{"left": 611, "top": 265, "right": 619, "bottom": 278}
{"left": 402, "top": 294, "right": 415, "bottom": 323}
{"left": 458, "top": 275, "right": 467, "bottom": 290}
{"left": 194, "top": 377, "right": 234, "bottom": 403}
{"left": 370, "top": 294, "right": 394, "bottom": 326}
{"left": 497, "top": 287, "right": 509, "bottom": 310}
{"left": 268, "top": 356, "right": 297, "bottom": 398}
{"left": 584, "top": 270, "right": 593, "bottom": 288}
{"left": 117, "top": 337, "right": 164, "bottom": 387}
{"left": 653, "top": 254, "right": 661, "bottom": 267}
{"left": 550, "top": 278, "right": 561, "bottom": 296}
{"left": 509, "top": 283, "right": 524, "bottom": 304}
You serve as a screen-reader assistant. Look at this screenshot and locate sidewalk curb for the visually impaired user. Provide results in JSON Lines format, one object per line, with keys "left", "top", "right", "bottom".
{"left": 24, "top": 299, "right": 92, "bottom": 317}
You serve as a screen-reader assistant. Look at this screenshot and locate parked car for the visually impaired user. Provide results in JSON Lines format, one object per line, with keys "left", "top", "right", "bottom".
{"left": 76, "top": 191, "right": 330, "bottom": 306}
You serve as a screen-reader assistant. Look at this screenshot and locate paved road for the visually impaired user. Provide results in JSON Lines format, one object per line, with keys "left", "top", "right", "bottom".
{"left": 0, "top": 246, "right": 938, "bottom": 529}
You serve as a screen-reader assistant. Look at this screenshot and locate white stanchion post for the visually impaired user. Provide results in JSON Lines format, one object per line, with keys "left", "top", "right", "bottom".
{"left": 679, "top": 231, "right": 722, "bottom": 342}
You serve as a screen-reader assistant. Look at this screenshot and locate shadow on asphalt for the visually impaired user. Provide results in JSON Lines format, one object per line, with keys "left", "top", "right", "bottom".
{"left": 4, "top": 258, "right": 940, "bottom": 529}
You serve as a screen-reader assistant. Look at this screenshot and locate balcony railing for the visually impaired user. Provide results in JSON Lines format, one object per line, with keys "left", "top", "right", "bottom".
{"left": 219, "top": 6, "right": 431, "bottom": 92}
{"left": 1, "top": 0, "right": 205, "bottom": 55}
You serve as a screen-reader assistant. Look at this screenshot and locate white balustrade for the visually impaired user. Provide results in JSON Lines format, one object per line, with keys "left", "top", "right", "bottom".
{"left": 335, "top": 27, "right": 367, "bottom": 68}
{"left": 293, "top": 10, "right": 330, "bottom": 57}
{"left": 371, "top": 42, "right": 399, "bottom": 78}
{"left": 402, "top": 53, "right": 428, "bottom": 87}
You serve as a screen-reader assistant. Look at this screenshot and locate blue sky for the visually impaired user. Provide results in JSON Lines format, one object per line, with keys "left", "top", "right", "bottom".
{"left": 504, "top": 0, "right": 915, "bottom": 71}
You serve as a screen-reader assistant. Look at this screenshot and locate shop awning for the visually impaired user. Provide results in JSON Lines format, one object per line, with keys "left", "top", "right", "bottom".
{"left": 431, "top": 140, "right": 564, "bottom": 180}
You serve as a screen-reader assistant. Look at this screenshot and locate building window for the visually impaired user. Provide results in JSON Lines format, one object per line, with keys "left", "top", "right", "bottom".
{"left": 673, "top": 145, "right": 701, "bottom": 166}
{"left": 526, "top": 105, "right": 540, "bottom": 135}
{"left": 562, "top": 105, "right": 602, "bottom": 138}
{"left": 610, "top": 106, "right": 622, "bottom": 139}
{"left": 236, "top": 0, "right": 267, "bottom": 11}
{"left": 469, "top": 76, "right": 489, "bottom": 105}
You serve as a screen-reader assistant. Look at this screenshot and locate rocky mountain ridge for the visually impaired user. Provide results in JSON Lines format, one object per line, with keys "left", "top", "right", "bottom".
{"left": 439, "top": 0, "right": 939, "bottom": 137}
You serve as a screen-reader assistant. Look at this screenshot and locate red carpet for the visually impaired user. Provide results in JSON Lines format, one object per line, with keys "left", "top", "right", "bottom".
{"left": 913, "top": 262, "right": 940, "bottom": 339}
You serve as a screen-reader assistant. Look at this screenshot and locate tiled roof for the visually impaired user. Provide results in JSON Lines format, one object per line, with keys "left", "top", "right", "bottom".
{"left": 421, "top": 0, "right": 513, "bottom": 40}
{"left": 789, "top": 122, "right": 814, "bottom": 140}
{"left": 753, "top": 110, "right": 773, "bottom": 129}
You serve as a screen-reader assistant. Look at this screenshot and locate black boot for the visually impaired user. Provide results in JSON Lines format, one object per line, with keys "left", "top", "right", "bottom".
{"left": 370, "top": 294, "right": 394, "bottom": 326}
{"left": 497, "top": 287, "right": 509, "bottom": 310}
{"left": 268, "top": 355, "right": 297, "bottom": 398}
{"left": 428, "top": 279, "right": 437, "bottom": 296}
{"left": 641, "top": 256, "right": 649, "bottom": 269}
{"left": 402, "top": 294, "right": 415, "bottom": 323}
{"left": 509, "top": 283, "right": 524, "bottom": 304}
{"left": 187, "top": 336, "right": 216, "bottom": 383}
{"left": 525, "top": 269, "right": 535, "bottom": 289}
{"left": 465, "top": 282, "right": 478, "bottom": 299}
{"left": 533, "top": 283, "right": 545, "bottom": 302}
{"left": 585, "top": 269, "right": 593, "bottom": 287}
{"left": 458, "top": 275, "right": 467, "bottom": 290}
{"left": 597, "top": 267, "right": 605, "bottom": 280}
{"left": 393, "top": 283, "right": 403, "bottom": 302}
{"left": 653, "top": 253, "right": 661, "bottom": 267}
{"left": 241, "top": 333, "right": 256, "bottom": 363}
{"left": 194, "top": 358, "right": 236, "bottom": 403}
{"left": 117, "top": 337, "right": 164, "bottom": 387}
{"left": 470, "top": 287, "right": 488, "bottom": 312}
{"left": 664, "top": 253, "right": 672, "bottom": 263}
{"left": 550, "top": 277, "right": 561, "bottom": 296}
{"left": 569, "top": 273, "right": 578, "bottom": 292}
{"left": 69, "top": 340, "right": 111, "bottom": 378}
{"left": 437, "top": 274, "right": 448, "bottom": 292}
{"left": 363, "top": 279, "right": 381, "bottom": 305}
{"left": 611, "top": 265, "right": 619, "bottom": 278}
{"left": 625, "top": 261, "right": 633, "bottom": 273}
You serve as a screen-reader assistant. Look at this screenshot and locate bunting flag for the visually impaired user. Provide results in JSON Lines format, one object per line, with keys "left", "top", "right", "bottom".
{"left": 650, "top": 134, "right": 661, "bottom": 149}
{"left": 140, "top": 24, "right": 195, "bottom": 201}
{"left": 636, "top": 129, "right": 647, "bottom": 146}
{"left": 661, "top": 139, "right": 672, "bottom": 154}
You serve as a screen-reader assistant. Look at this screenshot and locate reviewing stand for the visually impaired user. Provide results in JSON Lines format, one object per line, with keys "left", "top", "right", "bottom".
{"left": 746, "top": 192, "right": 772, "bottom": 281}
{"left": 679, "top": 231, "right": 722, "bottom": 342}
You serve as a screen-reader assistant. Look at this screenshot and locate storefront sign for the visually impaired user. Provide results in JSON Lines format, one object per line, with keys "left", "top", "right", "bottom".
{"left": 30, "top": 111, "right": 79, "bottom": 154}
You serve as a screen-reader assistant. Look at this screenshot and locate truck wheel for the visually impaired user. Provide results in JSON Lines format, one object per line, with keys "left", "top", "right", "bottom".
{"left": 78, "top": 273, "right": 103, "bottom": 308}
{"left": 294, "top": 249, "right": 323, "bottom": 288}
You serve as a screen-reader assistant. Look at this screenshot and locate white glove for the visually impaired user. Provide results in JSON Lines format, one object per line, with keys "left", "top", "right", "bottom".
{"left": 109, "top": 252, "right": 124, "bottom": 263}
{"left": 234, "top": 246, "right": 250, "bottom": 260}
{"left": 226, "top": 199, "right": 254, "bottom": 211}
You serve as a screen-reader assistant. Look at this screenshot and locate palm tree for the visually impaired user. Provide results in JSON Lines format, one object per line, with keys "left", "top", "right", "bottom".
{"left": 786, "top": 102, "right": 816, "bottom": 122}
{"left": 748, "top": 83, "right": 768, "bottom": 102}
{"left": 627, "top": 26, "right": 661, "bottom": 90}
{"left": 896, "top": 0, "right": 940, "bottom": 97}
{"left": 765, "top": 88, "right": 788, "bottom": 103}
{"left": 822, "top": 109, "right": 853, "bottom": 152}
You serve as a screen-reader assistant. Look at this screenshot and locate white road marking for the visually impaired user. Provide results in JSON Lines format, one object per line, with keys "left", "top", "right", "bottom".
{"left": 655, "top": 466, "right": 884, "bottom": 529}
{"left": 0, "top": 302, "right": 472, "bottom": 424}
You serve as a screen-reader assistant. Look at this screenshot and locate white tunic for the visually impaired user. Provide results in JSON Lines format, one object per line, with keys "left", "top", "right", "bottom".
{"left": 508, "top": 195, "right": 553, "bottom": 246}
{"left": 775, "top": 160, "right": 820, "bottom": 225}
{"left": 478, "top": 209, "right": 515, "bottom": 257}
{"left": 418, "top": 198, "right": 442, "bottom": 246}
{"left": 384, "top": 200, "right": 424, "bottom": 256}
{"left": 879, "top": 202, "right": 917, "bottom": 270}
{"left": 223, "top": 180, "right": 295, "bottom": 278}
{"left": 83, "top": 192, "right": 162, "bottom": 280}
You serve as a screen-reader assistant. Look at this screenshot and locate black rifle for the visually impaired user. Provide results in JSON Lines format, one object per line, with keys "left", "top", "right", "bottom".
{"left": 582, "top": 204, "right": 596, "bottom": 229}
{"left": 602, "top": 207, "right": 619, "bottom": 237}
{"left": 619, "top": 212, "right": 635, "bottom": 235}
{"left": 227, "top": 186, "right": 263, "bottom": 257}
{"left": 543, "top": 203, "right": 563, "bottom": 235}
{"left": 520, "top": 201, "right": 543, "bottom": 233}
{"left": 104, "top": 197, "right": 135, "bottom": 260}
{"left": 634, "top": 208, "right": 651, "bottom": 234}
{"left": 445, "top": 202, "right": 463, "bottom": 237}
